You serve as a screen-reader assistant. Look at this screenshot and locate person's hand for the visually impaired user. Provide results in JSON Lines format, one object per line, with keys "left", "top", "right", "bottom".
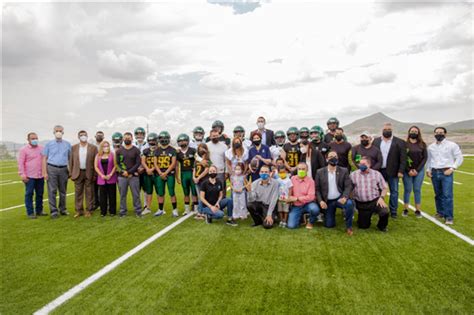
{"left": 210, "top": 205, "right": 218, "bottom": 212}
{"left": 245, "top": 179, "right": 252, "bottom": 191}
{"left": 147, "top": 169, "right": 154, "bottom": 176}
{"left": 193, "top": 177, "right": 199, "bottom": 184}
{"left": 160, "top": 173, "right": 167, "bottom": 180}
{"left": 105, "top": 175, "right": 110, "bottom": 180}
{"left": 377, "top": 197, "right": 387, "bottom": 208}
{"left": 426, "top": 170, "right": 432, "bottom": 178}
{"left": 43, "top": 172, "right": 48, "bottom": 181}
{"left": 264, "top": 215, "right": 273, "bottom": 226}
{"left": 215, "top": 203, "right": 221, "bottom": 209}
{"left": 21, "top": 175, "right": 29, "bottom": 183}
{"left": 255, "top": 155, "right": 262, "bottom": 160}
{"left": 122, "top": 171, "right": 129, "bottom": 177}
{"left": 287, "top": 196, "right": 298, "bottom": 203}
{"left": 444, "top": 168, "right": 454, "bottom": 176}
{"left": 338, "top": 197, "right": 347, "bottom": 205}
{"left": 100, "top": 174, "right": 106, "bottom": 180}
{"left": 176, "top": 178, "right": 181, "bottom": 185}
{"left": 397, "top": 172, "right": 404, "bottom": 178}
{"left": 290, "top": 167, "right": 297, "bottom": 173}
{"left": 319, "top": 201, "right": 328, "bottom": 209}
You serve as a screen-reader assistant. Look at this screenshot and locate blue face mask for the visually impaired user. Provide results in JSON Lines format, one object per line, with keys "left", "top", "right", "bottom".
{"left": 359, "top": 165, "right": 368, "bottom": 172}
{"left": 260, "top": 173, "right": 269, "bottom": 180}
{"left": 31, "top": 140, "right": 39, "bottom": 146}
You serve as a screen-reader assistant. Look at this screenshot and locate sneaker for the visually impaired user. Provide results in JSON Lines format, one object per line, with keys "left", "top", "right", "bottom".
{"left": 142, "top": 208, "right": 151, "bottom": 215}
{"left": 119, "top": 213, "right": 127, "bottom": 218}
{"left": 154, "top": 210, "right": 165, "bottom": 217}
{"left": 415, "top": 210, "right": 422, "bottom": 218}
{"left": 402, "top": 209, "right": 409, "bottom": 217}
{"left": 391, "top": 214, "right": 398, "bottom": 219}
{"left": 346, "top": 228, "right": 353, "bottom": 236}
{"left": 172, "top": 209, "right": 179, "bottom": 217}
{"left": 194, "top": 214, "right": 205, "bottom": 220}
{"left": 183, "top": 210, "right": 191, "bottom": 216}
{"left": 378, "top": 227, "right": 388, "bottom": 232}
{"left": 136, "top": 213, "right": 143, "bottom": 218}
{"left": 60, "top": 211, "right": 69, "bottom": 216}
{"left": 36, "top": 212, "right": 48, "bottom": 216}
{"left": 100, "top": 214, "right": 106, "bottom": 217}
{"left": 279, "top": 221, "right": 284, "bottom": 227}
{"left": 206, "top": 214, "right": 213, "bottom": 224}
{"left": 110, "top": 213, "right": 116, "bottom": 217}
{"left": 28, "top": 215, "right": 37, "bottom": 219}
{"left": 74, "top": 213, "right": 83, "bottom": 218}
{"left": 445, "top": 219, "right": 453, "bottom": 225}
{"left": 85, "top": 211, "right": 92, "bottom": 218}
{"left": 282, "top": 222, "right": 287, "bottom": 228}
{"left": 306, "top": 223, "right": 314, "bottom": 230}
{"left": 51, "top": 213, "right": 59, "bottom": 219}
{"left": 317, "top": 213, "right": 324, "bottom": 223}
{"left": 435, "top": 213, "right": 444, "bottom": 219}
{"left": 226, "top": 219, "right": 238, "bottom": 227}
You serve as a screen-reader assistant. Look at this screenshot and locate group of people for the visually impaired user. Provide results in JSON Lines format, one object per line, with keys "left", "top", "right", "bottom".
{"left": 17, "top": 116, "right": 464, "bottom": 235}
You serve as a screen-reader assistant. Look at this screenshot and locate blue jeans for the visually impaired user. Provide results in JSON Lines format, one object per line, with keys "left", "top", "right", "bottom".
{"left": 287, "top": 202, "right": 320, "bottom": 229}
{"left": 324, "top": 198, "right": 354, "bottom": 229}
{"left": 381, "top": 169, "right": 399, "bottom": 216}
{"left": 24, "top": 178, "right": 45, "bottom": 216}
{"left": 403, "top": 168, "right": 424, "bottom": 205}
{"left": 201, "top": 198, "right": 233, "bottom": 219}
{"left": 431, "top": 169, "right": 454, "bottom": 220}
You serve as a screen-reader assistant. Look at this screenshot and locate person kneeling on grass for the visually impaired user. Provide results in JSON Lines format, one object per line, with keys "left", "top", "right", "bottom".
{"left": 200, "top": 165, "right": 237, "bottom": 226}
{"left": 246, "top": 164, "right": 280, "bottom": 229}
{"left": 349, "top": 156, "right": 389, "bottom": 232}
{"left": 287, "top": 162, "right": 320, "bottom": 230}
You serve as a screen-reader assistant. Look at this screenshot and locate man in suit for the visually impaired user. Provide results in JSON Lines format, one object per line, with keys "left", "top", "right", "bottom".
{"left": 315, "top": 151, "right": 354, "bottom": 235}
{"left": 372, "top": 123, "right": 407, "bottom": 218}
{"left": 252, "top": 116, "right": 275, "bottom": 147}
{"left": 69, "top": 130, "right": 98, "bottom": 217}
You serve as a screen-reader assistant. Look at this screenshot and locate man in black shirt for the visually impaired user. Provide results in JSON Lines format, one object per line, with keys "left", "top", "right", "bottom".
{"left": 329, "top": 128, "right": 352, "bottom": 171}
{"left": 351, "top": 131, "right": 383, "bottom": 171}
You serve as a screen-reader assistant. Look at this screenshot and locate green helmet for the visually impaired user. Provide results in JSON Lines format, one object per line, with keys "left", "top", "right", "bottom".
{"left": 193, "top": 126, "right": 204, "bottom": 134}
{"left": 274, "top": 130, "right": 286, "bottom": 139}
{"left": 310, "top": 125, "right": 325, "bottom": 138}
{"left": 233, "top": 125, "right": 245, "bottom": 133}
{"left": 212, "top": 120, "right": 224, "bottom": 131}
{"left": 158, "top": 131, "right": 171, "bottom": 145}
{"left": 147, "top": 132, "right": 158, "bottom": 143}
{"left": 134, "top": 127, "right": 146, "bottom": 136}
{"left": 112, "top": 132, "right": 123, "bottom": 141}
{"left": 287, "top": 127, "right": 299, "bottom": 137}
{"left": 327, "top": 117, "right": 339, "bottom": 126}
{"left": 177, "top": 133, "right": 190, "bottom": 143}
{"left": 300, "top": 127, "right": 310, "bottom": 134}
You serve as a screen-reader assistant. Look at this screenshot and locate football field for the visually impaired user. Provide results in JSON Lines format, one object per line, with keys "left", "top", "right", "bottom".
{"left": 1, "top": 159, "right": 473, "bottom": 314}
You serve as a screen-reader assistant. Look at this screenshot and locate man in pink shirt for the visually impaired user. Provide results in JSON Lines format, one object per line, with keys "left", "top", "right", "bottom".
{"left": 287, "top": 162, "right": 320, "bottom": 229}
{"left": 17, "top": 132, "right": 45, "bottom": 218}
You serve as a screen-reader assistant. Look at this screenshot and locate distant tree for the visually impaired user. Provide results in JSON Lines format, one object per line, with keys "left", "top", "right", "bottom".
{"left": 0, "top": 144, "right": 14, "bottom": 160}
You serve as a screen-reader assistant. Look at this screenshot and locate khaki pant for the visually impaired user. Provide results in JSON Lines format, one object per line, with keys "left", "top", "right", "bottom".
{"left": 74, "top": 170, "right": 94, "bottom": 214}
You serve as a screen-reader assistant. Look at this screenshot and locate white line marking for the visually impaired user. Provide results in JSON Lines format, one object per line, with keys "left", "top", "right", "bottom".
{"left": 0, "top": 193, "right": 75, "bottom": 212}
{"left": 453, "top": 181, "right": 463, "bottom": 185}
{"left": 0, "top": 166, "right": 17, "bottom": 170}
{"left": 0, "top": 172, "right": 19, "bottom": 175}
{"left": 393, "top": 196, "right": 473, "bottom": 246}
{"left": 0, "top": 180, "right": 12, "bottom": 184}
{"left": 33, "top": 213, "right": 193, "bottom": 315}
{"left": 423, "top": 181, "right": 432, "bottom": 185}
{"left": 455, "top": 170, "right": 474, "bottom": 176}
{"left": 0, "top": 180, "right": 22, "bottom": 186}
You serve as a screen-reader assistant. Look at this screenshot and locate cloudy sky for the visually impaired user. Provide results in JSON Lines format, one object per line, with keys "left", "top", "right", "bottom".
{"left": 2, "top": 1, "right": 473, "bottom": 143}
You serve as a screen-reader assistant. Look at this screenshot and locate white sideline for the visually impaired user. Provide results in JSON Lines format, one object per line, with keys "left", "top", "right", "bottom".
{"left": 0, "top": 180, "right": 22, "bottom": 186}
{"left": 455, "top": 170, "right": 474, "bottom": 176}
{"left": 0, "top": 171, "right": 19, "bottom": 175}
{"left": 33, "top": 213, "right": 194, "bottom": 315}
{"left": 0, "top": 193, "right": 75, "bottom": 212}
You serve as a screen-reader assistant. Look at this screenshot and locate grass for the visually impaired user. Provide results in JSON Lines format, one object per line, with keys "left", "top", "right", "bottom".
{"left": 1, "top": 159, "right": 473, "bottom": 314}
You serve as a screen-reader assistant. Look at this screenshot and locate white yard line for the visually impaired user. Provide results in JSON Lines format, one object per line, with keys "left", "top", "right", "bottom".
{"left": 423, "top": 181, "right": 432, "bottom": 185}
{"left": 0, "top": 193, "right": 75, "bottom": 212}
{"left": 0, "top": 171, "right": 19, "bottom": 175}
{"left": 33, "top": 213, "right": 194, "bottom": 315}
{"left": 453, "top": 181, "right": 463, "bottom": 185}
{"left": 0, "top": 180, "right": 12, "bottom": 184}
{"left": 0, "top": 180, "right": 22, "bottom": 186}
{"left": 455, "top": 170, "right": 474, "bottom": 176}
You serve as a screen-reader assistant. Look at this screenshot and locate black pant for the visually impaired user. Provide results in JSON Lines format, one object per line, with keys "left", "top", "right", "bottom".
{"left": 93, "top": 182, "right": 100, "bottom": 209}
{"left": 99, "top": 184, "right": 117, "bottom": 215}
{"left": 247, "top": 201, "right": 275, "bottom": 229}
{"left": 355, "top": 199, "right": 388, "bottom": 230}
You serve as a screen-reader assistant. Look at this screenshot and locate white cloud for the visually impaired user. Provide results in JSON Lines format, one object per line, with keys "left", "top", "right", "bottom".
{"left": 97, "top": 50, "right": 157, "bottom": 80}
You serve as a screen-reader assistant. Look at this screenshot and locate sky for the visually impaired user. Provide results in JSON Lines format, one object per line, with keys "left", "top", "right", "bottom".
{"left": 2, "top": 1, "right": 473, "bottom": 143}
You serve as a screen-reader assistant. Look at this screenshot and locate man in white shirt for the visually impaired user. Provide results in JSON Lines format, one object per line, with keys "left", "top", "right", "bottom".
{"left": 207, "top": 129, "right": 229, "bottom": 194}
{"left": 426, "top": 127, "right": 463, "bottom": 225}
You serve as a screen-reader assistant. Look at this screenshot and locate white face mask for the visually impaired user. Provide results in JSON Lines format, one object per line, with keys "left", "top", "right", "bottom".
{"left": 79, "top": 135, "right": 88, "bottom": 142}
{"left": 55, "top": 131, "right": 63, "bottom": 139}
{"left": 195, "top": 154, "right": 203, "bottom": 162}
{"left": 300, "top": 145, "right": 307, "bottom": 154}
{"left": 257, "top": 122, "right": 265, "bottom": 129}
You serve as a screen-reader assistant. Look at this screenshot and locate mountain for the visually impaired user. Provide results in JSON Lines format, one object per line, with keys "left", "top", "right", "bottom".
{"left": 445, "top": 119, "right": 474, "bottom": 131}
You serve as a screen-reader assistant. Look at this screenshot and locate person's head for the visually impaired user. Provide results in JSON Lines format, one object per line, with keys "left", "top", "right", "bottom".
{"left": 210, "top": 129, "right": 220, "bottom": 143}
{"left": 208, "top": 165, "right": 218, "bottom": 179}
{"left": 310, "top": 125, "right": 324, "bottom": 143}
{"left": 197, "top": 143, "right": 209, "bottom": 160}
{"left": 53, "top": 125, "right": 64, "bottom": 139}
{"left": 111, "top": 132, "right": 123, "bottom": 147}
{"left": 193, "top": 126, "right": 205, "bottom": 141}
{"left": 234, "top": 163, "right": 244, "bottom": 175}
{"left": 27, "top": 132, "right": 39, "bottom": 146}
{"left": 382, "top": 123, "right": 393, "bottom": 139}
{"left": 334, "top": 128, "right": 344, "bottom": 142}
{"left": 257, "top": 116, "right": 266, "bottom": 130}
{"left": 78, "top": 130, "right": 88, "bottom": 143}
{"left": 277, "top": 165, "right": 287, "bottom": 179}
{"left": 287, "top": 127, "right": 299, "bottom": 143}
{"left": 134, "top": 127, "right": 146, "bottom": 142}
{"left": 232, "top": 137, "right": 243, "bottom": 156}
{"left": 296, "top": 162, "right": 308, "bottom": 179}
{"left": 98, "top": 141, "right": 111, "bottom": 155}
{"left": 360, "top": 132, "right": 371, "bottom": 147}
{"left": 327, "top": 117, "right": 339, "bottom": 132}
{"left": 147, "top": 132, "right": 158, "bottom": 148}
{"left": 275, "top": 157, "right": 285, "bottom": 168}
{"left": 177, "top": 133, "right": 190, "bottom": 149}
{"left": 407, "top": 125, "right": 426, "bottom": 148}
{"left": 95, "top": 131, "right": 104, "bottom": 143}
{"left": 359, "top": 156, "right": 371, "bottom": 172}
{"left": 259, "top": 164, "right": 271, "bottom": 181}
{"left": 299, "top": 127, "right": 310, "bottom": 144}
{"left": 233, "top": 125, "right": 245, "bottom": 139}
{"left": 250, "top": 131, "right": 262, "bottom": 147}
{"left": 211, "top": 120, "right": 224, "bottom": 134}
{"left": 434, "top": 127, "right": 447, "bottom": 142}
{"left": 123, "top": 132, "right": 133, "bottom": 146}
{"left": 274, "top": 130, "right": 286, "bottom": 146}
{"left": 327, "top": 151, "right": 338, "bottom": 166}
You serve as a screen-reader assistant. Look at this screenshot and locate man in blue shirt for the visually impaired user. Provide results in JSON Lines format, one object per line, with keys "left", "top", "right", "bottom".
{"left": 247, "top": 131, "right": 273, "bottom": 181}
{"left": 42, "top": 125, "right": 72, "bottom": 218}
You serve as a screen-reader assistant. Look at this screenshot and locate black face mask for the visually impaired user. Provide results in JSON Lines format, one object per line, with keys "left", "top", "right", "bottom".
{"left": 335, "top": 135, "right": 343, "bottom": 141}
{"left": 301, "top": 139, "right": 309, "bottom": 145}
{"left": 123, "top": 140, "right": 132, "bottom": 145}
{"left": 179, "top": 143, "right": 187, "bottom": 148}
{"left": 328, "top": 158, "right": 338, "bottom": 166}
{"left": 253, "top": 139, "right": 261, "bottom": 146}
{"left": 160, "top": 139, "right": 169, "bottom": 145}
{"left": 209, "top": 173, "right": 217, "bottom": 179}
{"left": 435, "top": 134, "right": 445, "bottom": 142}
{"left": 233, "top": 142, "right": 242, "bottom": 149}
{"left": 409, "top": 133, "right": 419, "bottom": 139}
{"left": 148, "top": 142, "right": 157, "bottom": 147}
{"left": 361, "top": 139, "right": 369, "bottom": 147}
{"left": 96, "top": 136, "right": 104, "bottom": 142}
{"left": 211, "top": 138, "right": 219, "bottom": 144}
{"left": 383, "top": 130, "right": 392, "bottom": 138}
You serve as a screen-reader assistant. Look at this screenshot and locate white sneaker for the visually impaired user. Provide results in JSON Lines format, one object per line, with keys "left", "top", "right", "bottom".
{"left": 141, "top": 208, "right": 151, "bottom": 215}
{"left": 172, "top": 209, "right": 179, "bottom": 217}
{"left": 154, "top": 210, "right": 165, "bottom": 217}
{"left": 183, "top": 210, "right": 191, "bottom": 216}
{"left": 317, "top": 214, "right": 324, "bottom": 223}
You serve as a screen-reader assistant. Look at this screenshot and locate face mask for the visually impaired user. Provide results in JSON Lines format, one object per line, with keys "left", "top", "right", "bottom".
{"left": 124, "top": 140, "right": 132, "bottom": 145}
{"left": 311, "top": 136, "right": 320, "bottom": 143}
{"left": 160, "top": 139, "right": 169, "bottom": 145}
{"left": 233, "top": 142, "right": 242, "bottom": 149}
{"left": 194, "top": 134, "right": 203, "bottom": 141}
{"left": 359, "top": 165, "right": 368, "bottom": 172}
{"left": 211, "top": 138, "right": 219, "bottom": 144}
{"left": 329, "top": 127, "right": 336, "bottom": 132}
{"left": 79, "top": 135, "right": 88, "bottom": 142}
{"left": 335, "top": 135, "right": 343, "bottom": 141}
{"left": 257, "top": 122, "right": 265, "bottom": 129}
{"left": 148, "top": 142, "right": 157, "bottom": 147}
{"left": 435, "top": 134, "right": 445, "bottom": 142}
{"left": 198, "top": 150, "right": 207, "bottom": 156}
{"left": 300, "top": 146, "right": 307, "bottom": 154}
{"left": 31, "top": 140, "right": 39, "bottom": 146}
{"left": 195, "top": 155, "right": 203, "bottom": 162}
{"left": 278, "top": 172, "right": 287, "bottom": 179}
{"left": 103, "top": 147, "right": 110, "bottom": 153}
{"left": 209, "top": 173, "right": 217, "bottom": 179}
{"left": 383, "top": 130, "right": 392, "bottom": 138}
{"left": 297, "top": 170, "right": 306, "bottom": 178}
{"left": 328, "top": 158, "right": 338, "bottom": 166}
{"left": 179, "top": 143, "right": 187, "bottom": 149}
{"left": 55, "top": 131, "right": 63, "bottom": 139}
{"left": 409, "top": 133, "right": 419, "bottom": 139}
{"left": 301, "top": 138, "right": 309, "bottom": 145}
{"left": 260, "top": 173, "right": 269, "bottom": 180}
{"left": 252, "top": 139, "right": 261, "bottom": 146}
{"left": 361, "top": 139, "right": 369, "bottom": 147}
{"left": 96, "top": 136, "right": 104, "bottom": 142}
{"left": 235, "top": 169, "right": 242, "bottom": 175}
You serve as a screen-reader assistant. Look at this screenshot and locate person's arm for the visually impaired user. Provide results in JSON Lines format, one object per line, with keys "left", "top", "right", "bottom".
{"left": 128, "top": 150, "right": 141, "bottom": 174}
{"left": 94, "top": 155, "right": 104, "bottom": 177}
{"left": 297, "top": 179, "right": 316, "bottom": 204}
{"left": 266, "top": 181, "right": 279, "bottom": 217}
{"left": 68, "top": 146, "right": 74, "bottom": 176}
{"left": 260, "top": 147, "right": 272, "bottom": 165}
{"left": 216, "top": 190, "right": 223, "bottom": 206}
{"left": 342, "top": 170, "right": 352, "bottom": 199}
{"left": 452, "top": 142, "right": 463, "bottom": 170}
{"left": 417, "top": 146, "right": 428, "bottom": 173}
{"left": 425, "top": 146, "right": 432, "bottom": 173}
{"left": 398, "top": 139, "right": 407, "bottom": 175}
{"left": 42, "top": 155, "right": 48, "bottom": 180}
{"left": 315, "top": 172, "right": 323, "bottom": 203}
{"left": 164, "top": 156, "right": 177, "bottom": 176}
{"left": 109, "top": 155, "right": 117, "bottom": 176}
{"left": 199, "top": 190, "right": 212, "bottom": 209}
{"left": 372, "top": 148, "right": 383, "bottom": 171}
{"left": 18, "top": 148, "right": 26, "bottom": 180}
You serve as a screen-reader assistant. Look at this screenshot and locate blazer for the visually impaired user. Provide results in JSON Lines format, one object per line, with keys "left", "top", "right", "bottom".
{"left": 301, "top": 147, "right": 326, "bottom": 182}
{"left": 315, "top": 166, "right": 352, "bottom": 203}
{"left": 96, "top": 153, "right": 118, "bottom": 185}
{"left": 69, "top": 143, "right": 98, "bottom": 181}
{"left": 252, "top": 129, "right": 275, "bottom": 147}
{"left": 372, "top": 136, "right": 407, "bottom": 177}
